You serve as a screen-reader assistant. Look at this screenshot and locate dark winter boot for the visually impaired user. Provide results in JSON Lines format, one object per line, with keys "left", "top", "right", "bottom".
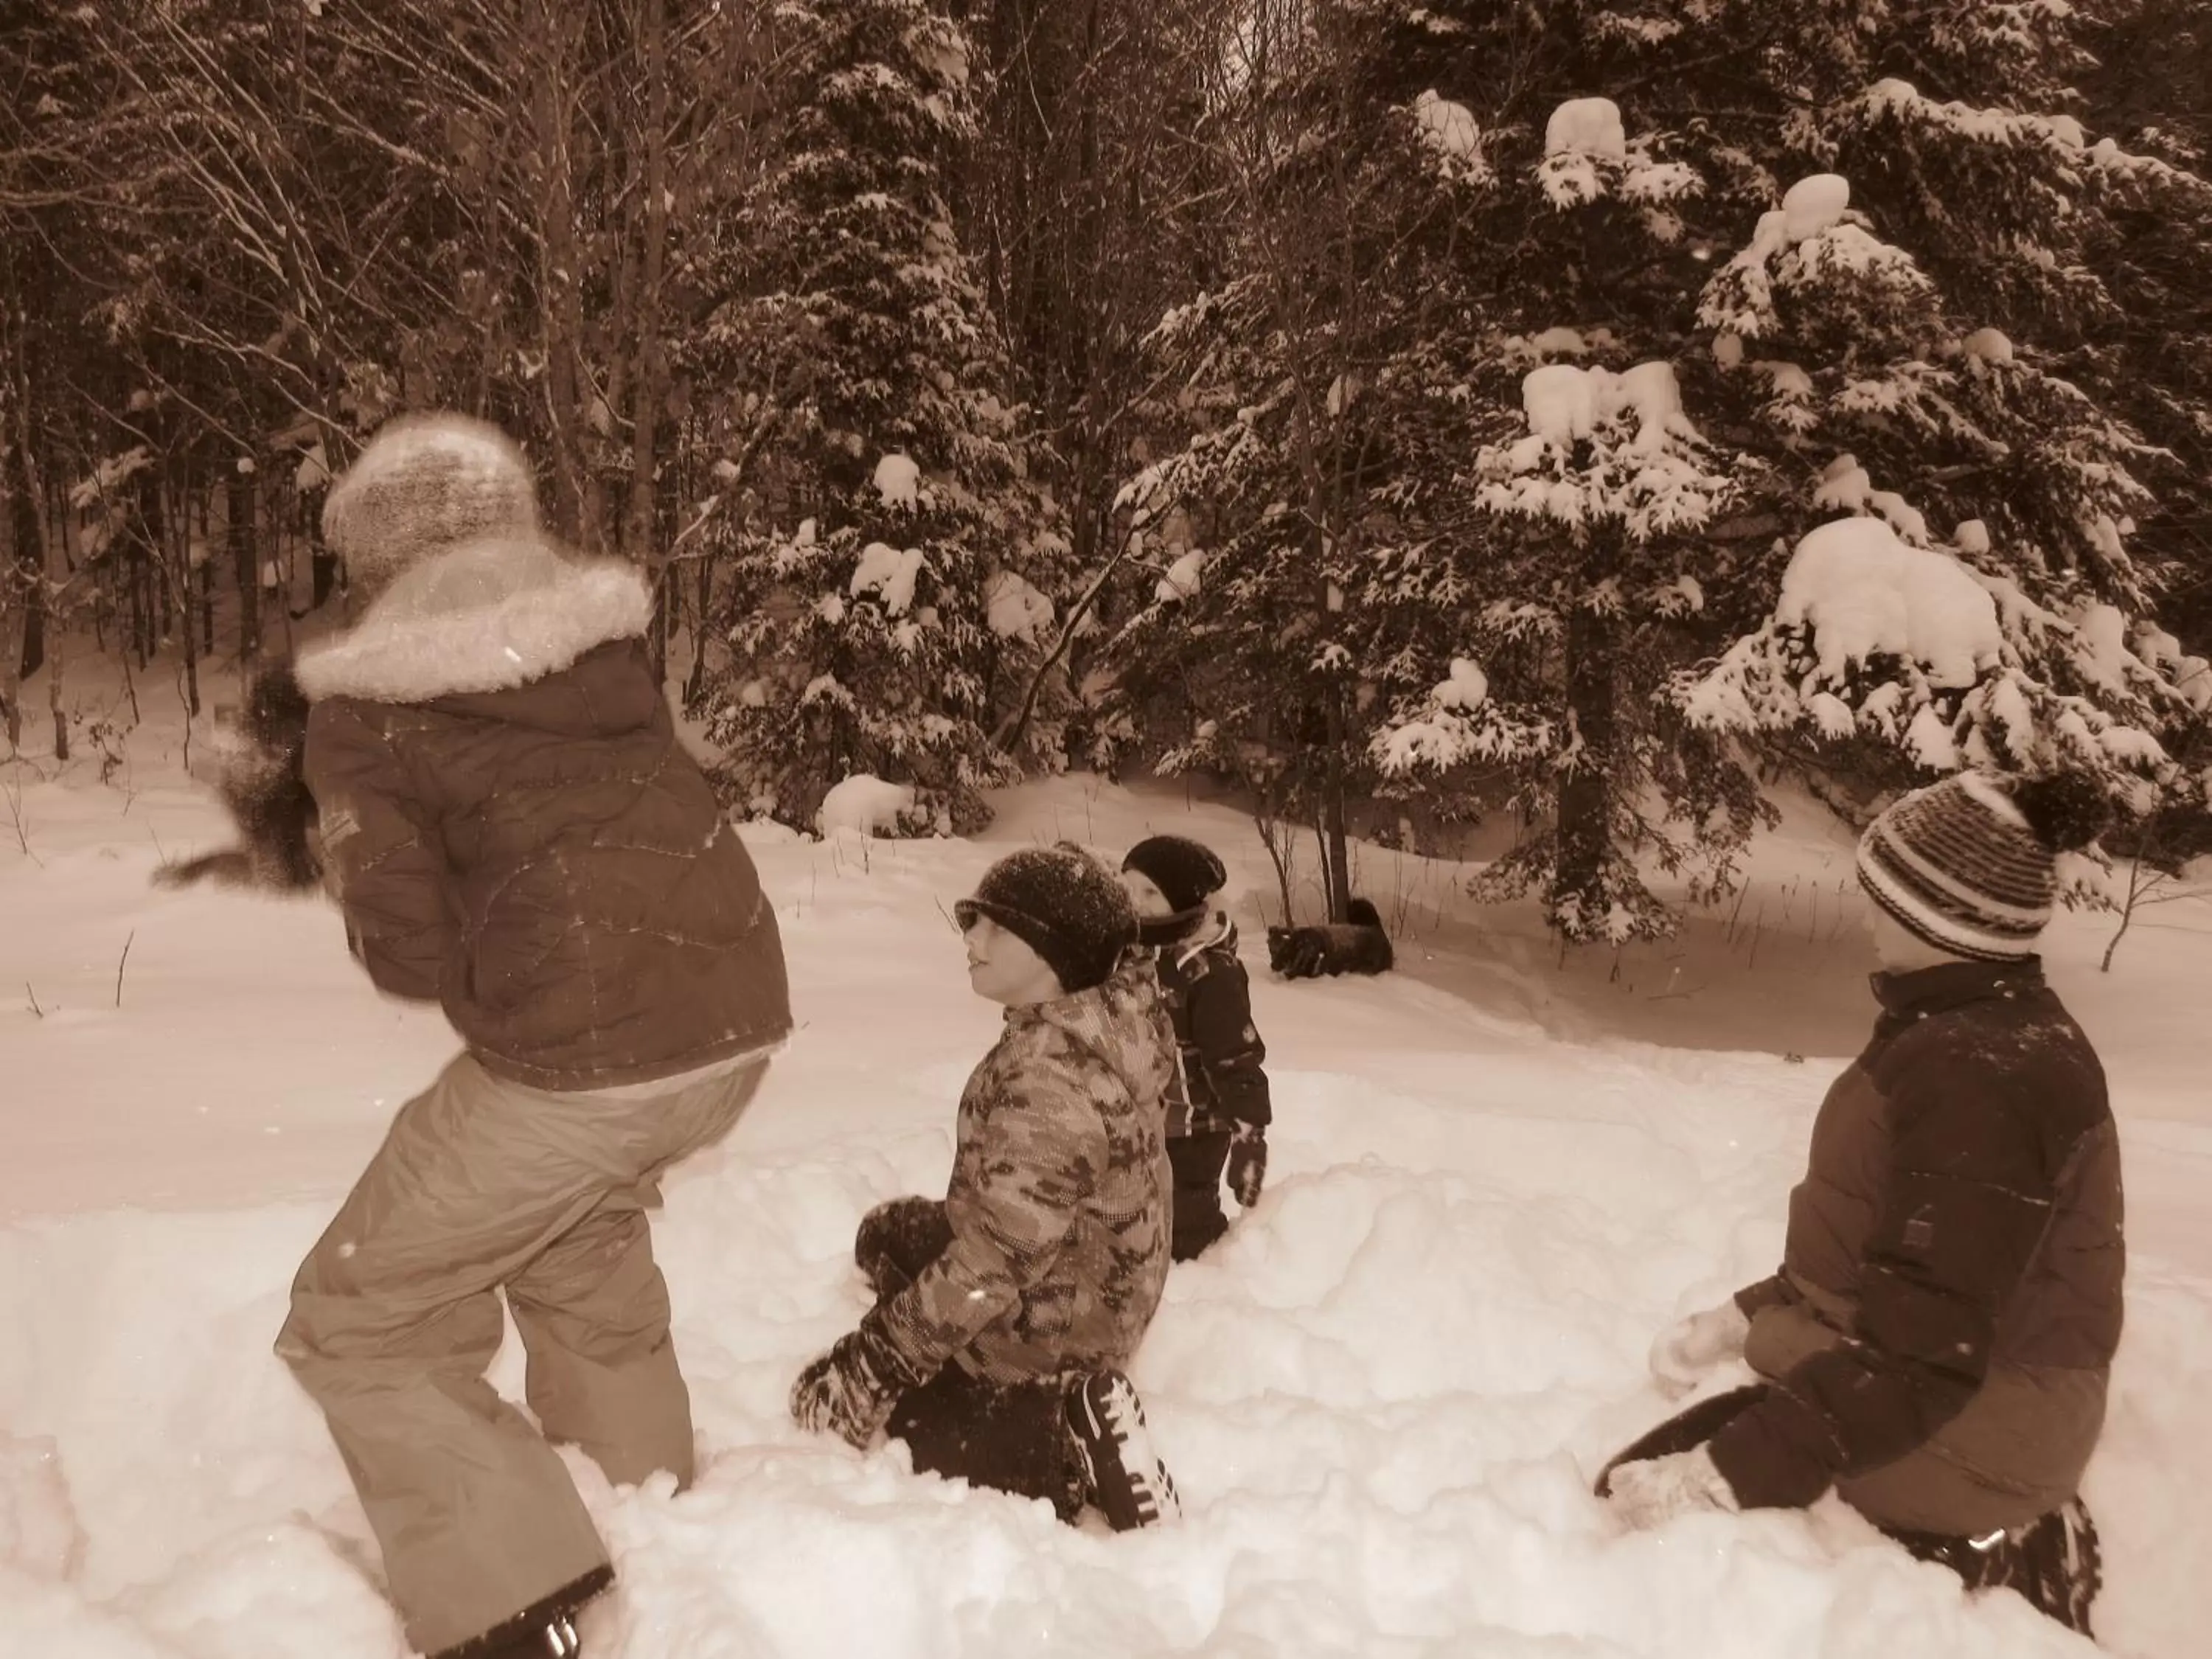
{"left": 1065, "top": 1371, "right": 1180, "bottom": 1531}
{"left": 430, "top": 1565, "right": 613, "bottom": 1659}
{"left": 1886, "top": 1498, "right": 2101, "bottom": 1637}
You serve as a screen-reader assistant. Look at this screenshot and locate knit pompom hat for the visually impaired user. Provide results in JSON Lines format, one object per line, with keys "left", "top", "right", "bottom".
{"left": 956, "top": 843, "right": 1138, "bottom": 995}
{"left": 1856, "top": 771, "right": 2110, "bottom": 961}
{"left": 1121, "top": 835, "right": 1228, "bottom": 918}
{"left": 323, "top": 414, "right": 540, "bottom": 599}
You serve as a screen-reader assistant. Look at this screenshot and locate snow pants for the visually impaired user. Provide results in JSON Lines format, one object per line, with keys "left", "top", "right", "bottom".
{"left": 855, "top": 1197, "right": 1084, "bottom": 1520}
{"left": 1596, "top": 1385, "right": 2101, "bottom": 1636}
{"left": 276, "top": 1051, "right": 769, "bottom": 1655}
{"left": 1166, "top": 1131, "right": 1232, "bottom": 1262}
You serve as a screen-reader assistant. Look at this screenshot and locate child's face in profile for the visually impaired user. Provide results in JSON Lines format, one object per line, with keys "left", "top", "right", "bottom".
{"left": 1119, "top": 869, "right": 1175, "bottom": 919}
{"left": 962, "top": 915, "right": 1065, "bottom": 1007}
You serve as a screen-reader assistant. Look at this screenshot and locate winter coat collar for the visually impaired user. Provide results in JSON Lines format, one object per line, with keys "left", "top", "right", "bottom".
{"left": 1172, "top": 910, "right": 1236, "bottom": 970}
{"left": 1871, "top": 955, "right": 2045, "bottom": 1020}
{"left": 1001, "top": 956, "right": 1172, "bottom": 1101}
{"left": 294, "top": 538, "right": 654, "bottom": 705}
{"left": 1136, "top": 908, "right": 1235, "bottom": 965}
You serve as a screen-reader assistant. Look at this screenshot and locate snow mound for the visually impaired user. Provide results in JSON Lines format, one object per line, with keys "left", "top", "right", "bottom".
{"left": 1156, "top": 547, "right": 1205, "bottom": 603}
{"left": 1413, "top": 90, "right": 1485, "bottom": 182}
{"left": 984, "top": 571, "right": 1054, "bottom": 641}
{"left": 1781, "top": 174, "right": 1850, "bottom": 242}
{"left": 1545, "top": 98, "right": 1625, "bottom": 161}
{"left": 1777, "top": 518, "right": 2002, "bottom": 689}
{"left": 872, "top": 452, "right": 922, "bottom": 509}
{"left": 849, "top": 543, "right": 925, "bottom": 616}
{"left": 1520, "top": 362, "right": 1694, "bottom": 456}
{"left": 1438, "top": 658, "right": 1489, "bottom": 710}
{"left": 1963, "top": 327, "right": 2015, "bottom": 366}
{"left": 816, "top": 774, "right": 918, "bottom": 838}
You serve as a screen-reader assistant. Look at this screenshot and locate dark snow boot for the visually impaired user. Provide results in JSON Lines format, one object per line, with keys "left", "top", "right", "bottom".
{"left": 1593, "top": 1384, "right": 1767, "bottom": 1498}
{"left": 1065, "top": 1371, "right": 1180, "bottom": 1531}
{"left": 431, "top": 1565, "right": 613, "bottom": 1659}
{"left": 1886, "top": 1497, "right": 2101, "bottom": 1637}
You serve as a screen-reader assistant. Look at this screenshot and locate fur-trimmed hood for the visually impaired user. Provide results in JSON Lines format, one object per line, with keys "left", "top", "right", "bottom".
{"left": 296, "top": 538, "right": 653, "bottom": 706}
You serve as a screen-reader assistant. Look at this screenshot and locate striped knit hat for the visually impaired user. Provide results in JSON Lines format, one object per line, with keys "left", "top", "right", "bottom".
{"left": 1855, "top": 771, "right": 2109, "bottom": 961}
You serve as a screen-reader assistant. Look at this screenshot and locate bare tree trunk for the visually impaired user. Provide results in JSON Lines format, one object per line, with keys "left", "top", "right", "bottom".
{"left": 7, "top": 352, "right": 63, "bottom": 759}
{"left": 535, "top": 0, "right": 598, "bottom": 552}
{"left": 170, "top": 468, "right": 200, "bottom": 719}
{"left": 628, "top": 0, "right": 672, "bottom": 678}
{"left": 1322, "top": 693, "right": 1352, "bottom": 922}
{"left": 229, "top": 467, "right": 260, "bottom": 668}
{"left": 1555, "top": 598, "right": 1617, "bottom": 928}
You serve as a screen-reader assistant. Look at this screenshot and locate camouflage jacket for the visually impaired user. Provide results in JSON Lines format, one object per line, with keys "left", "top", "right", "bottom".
{"left": 875, "top": 958, "right": 1176, "bottom": 1386}
{"left": 1147, "top": 914, "right": 1272, "bottom": 1138}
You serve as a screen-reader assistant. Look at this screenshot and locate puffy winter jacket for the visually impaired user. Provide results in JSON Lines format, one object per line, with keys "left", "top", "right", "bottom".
{"left": 875, "top": 957, "right": 1177, "bottom": 1385}
{"left": 1148, "top": 914, "right": 1272, "bottom": 1138}
{"left": 296, "top": 538, "right": 791, "bottom": 1090}
{"left": 1711, "top": 957, "right": 2124, "bottom": 1534}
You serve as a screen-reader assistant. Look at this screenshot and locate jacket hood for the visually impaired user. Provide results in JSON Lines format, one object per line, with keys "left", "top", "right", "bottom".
{"left": 295, "top": 538, "right": 653, "bottom": 707}
{"left": 1011, "top": 955, "right": 1176, "bottom": 1105}
{"left": 1171, "top": 911, "right": 1237, "bottom": 969}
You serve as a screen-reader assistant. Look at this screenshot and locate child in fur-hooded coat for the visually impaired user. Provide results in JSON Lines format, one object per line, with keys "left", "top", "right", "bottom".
{"left": 271, "top": 414, "right": 790, "bottom": 1659}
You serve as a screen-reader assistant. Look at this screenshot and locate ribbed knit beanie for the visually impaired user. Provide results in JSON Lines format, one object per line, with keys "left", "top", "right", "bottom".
{"left": 1855, "top": 771, "right": 2110, "bottom": 961}
{"left": 956, "top": 843, "right": 1138, "bottom": 995}
{"left": 1121, "top": 835, "right": 1228, "bottom": 919}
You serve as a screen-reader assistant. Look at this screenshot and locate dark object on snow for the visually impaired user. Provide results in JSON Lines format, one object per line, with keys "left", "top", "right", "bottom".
{"left": 1267, "top": 897, "right": 1394, "bottom": 978}
{"left": 153, "top": 658, "right": 319, "bottom": 892}
{"left": 1167, "top": 1130, "right": 1233, "bottom": 1262}
{"left": 429, "top": 1564, "right": 611, "bottom": 1659}
{"left": 1598, "top": 1385, "right": 2101, "bottom": 1635}
{"left": 1889, "top": 1495, "right": 2102, "bottom": 1638}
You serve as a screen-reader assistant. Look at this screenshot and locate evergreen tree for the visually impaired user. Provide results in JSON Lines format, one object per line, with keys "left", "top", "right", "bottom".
{"left": 1123, "top": 0, "right": 2212, "bottom": 939}
{"left": 698, "top": 0, "right": 1057, "bottom": 833}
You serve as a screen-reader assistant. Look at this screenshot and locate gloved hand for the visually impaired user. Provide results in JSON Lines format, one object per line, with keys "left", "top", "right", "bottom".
{"left": 1648, "top": 1299, "right": 1751, "bottom": 1399}
{"left": 1607, "top": 1444, "right": 1740, "bottom": 1528}
{"left": 1225, "top": 1123, "right": 1267, "bottom": 1208}
{"left": 790, "top": 1317, "right": 919, "bottom": 1450}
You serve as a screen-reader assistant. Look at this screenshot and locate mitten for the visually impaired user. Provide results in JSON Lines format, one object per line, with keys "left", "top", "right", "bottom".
{"left": 1225, "top": 1123, "right": 1267, "bottom": 1209}
{"left": 790, "top": 1317, "right": 919, "bottom": 1450}
{"left": 1647, "top": 1299, "right": 1750, "bottom": 1399}
{"left": 1606, "top": 1444, "right": 1740, "bottom": 1528}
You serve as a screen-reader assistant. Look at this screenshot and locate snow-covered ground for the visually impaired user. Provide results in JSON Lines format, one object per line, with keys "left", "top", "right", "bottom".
{"left": 4, "top": 696, "right": 2208, "bottom": 1658}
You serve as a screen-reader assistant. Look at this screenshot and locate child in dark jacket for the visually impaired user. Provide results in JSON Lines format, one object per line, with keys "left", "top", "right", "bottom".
{"left": 271, "top": 415, "right": 792, "bottom": 1659}
{"left": 1605, "top": 771, "right": 2120, "bottom": 1636}
{"left": 790, "top": 844, "right": 1181, "bottom": 1530}
{"left": 1119, "top": 835, "right": 1273, "bottom": 1261}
